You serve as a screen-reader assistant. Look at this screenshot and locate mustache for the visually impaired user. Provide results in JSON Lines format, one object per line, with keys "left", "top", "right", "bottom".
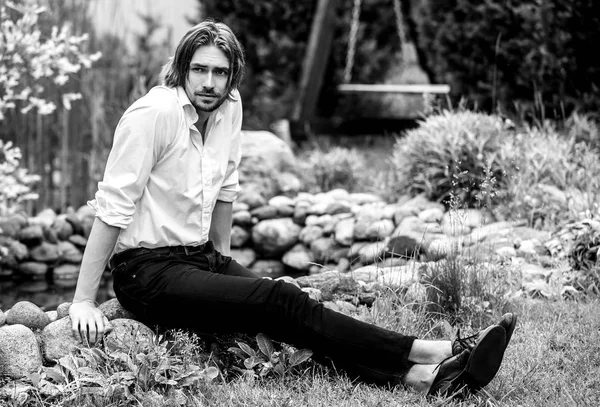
{"left": 195, "top": 89, "right": 220, "bottom": 97}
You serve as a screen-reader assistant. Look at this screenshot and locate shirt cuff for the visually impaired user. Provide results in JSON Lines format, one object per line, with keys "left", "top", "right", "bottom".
{"left": 217, "top": 184, "right": 241, "bottom": 203}
{"left": 89, "top": 185, "right": 136, "bottom": 229}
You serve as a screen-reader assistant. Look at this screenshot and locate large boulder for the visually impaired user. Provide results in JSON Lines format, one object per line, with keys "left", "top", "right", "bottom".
{"left": 104, "top": 319, "right": 153, "bottom": 352}
{"left": 6, "top": 301, "right": 51, "bottom": 330}
{"left": 40, "top": 317, "right": 85, "bottom": 361}
{"left": 98, "top": 299, "right": 136, "bottom": 320}
{"left": 0, "top": 324, "right": 43, "bottom": 378}
{"left": 29, "top": 242, "right": 60, "bottom": 263}
{"left": 252, "top": 218, "right": 301, "bottom": 257}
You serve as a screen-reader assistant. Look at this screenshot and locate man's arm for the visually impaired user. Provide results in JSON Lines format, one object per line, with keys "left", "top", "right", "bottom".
{"left": 209, "top": 200, "right": 233, "bottom": 255}
{"left": 69, "top": 218, "right": 121, "bottom": 344}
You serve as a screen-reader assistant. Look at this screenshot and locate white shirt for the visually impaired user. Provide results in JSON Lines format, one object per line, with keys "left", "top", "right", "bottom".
{"left": 89, "top": 86, "right": 243, "bottom": 254}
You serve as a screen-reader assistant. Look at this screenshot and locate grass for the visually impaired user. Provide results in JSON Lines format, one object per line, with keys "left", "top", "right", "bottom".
{"left": 168, "top": 299, "right": 600, "bottom": 407}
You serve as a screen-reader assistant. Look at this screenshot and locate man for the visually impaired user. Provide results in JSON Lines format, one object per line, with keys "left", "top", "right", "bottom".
{"left": 69, "top": 20, "right": 516, "bottom": 398}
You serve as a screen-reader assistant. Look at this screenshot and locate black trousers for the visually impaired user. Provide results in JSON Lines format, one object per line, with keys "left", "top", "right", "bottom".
{"left": 110, "top": 241, "right": 416, "bottom": 386}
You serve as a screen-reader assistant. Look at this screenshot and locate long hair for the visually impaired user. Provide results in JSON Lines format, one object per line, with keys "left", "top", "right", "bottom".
{"left": 160, "top": 20, "right": 246, "bottom": 96}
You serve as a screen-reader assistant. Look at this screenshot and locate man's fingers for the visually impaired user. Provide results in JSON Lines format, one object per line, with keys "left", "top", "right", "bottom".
{"left": 92, "top": 313, "right": 106, "bottom": 344}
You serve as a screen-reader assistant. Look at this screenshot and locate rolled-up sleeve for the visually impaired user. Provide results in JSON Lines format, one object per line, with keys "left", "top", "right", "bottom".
{"left": 89, "top": 93, "right": 177, "bottom": 228}
{"left": 217, "top": 96, "right": 243, "bottom": 203}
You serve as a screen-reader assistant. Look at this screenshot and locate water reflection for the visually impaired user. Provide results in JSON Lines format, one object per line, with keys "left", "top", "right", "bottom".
{"left": 0, "top": 275, "right": 114, "bottom": 311}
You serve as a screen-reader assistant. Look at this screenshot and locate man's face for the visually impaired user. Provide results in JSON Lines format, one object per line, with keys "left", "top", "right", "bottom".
{"left": 185, "top": 45, "right": 230, "bottom": 113}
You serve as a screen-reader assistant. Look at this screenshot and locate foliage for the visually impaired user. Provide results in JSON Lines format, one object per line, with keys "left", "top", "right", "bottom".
{"left": 298, "top": 146, "right": 369, "bottom": 193}
{"left": 413, "top": 0, "right": 600, "bottom": 117}
{"left": 228, "top": 333, "right": 313, "bottom": 382}
{"left": 0, "top": 329, "right": 219, "bottom": 406}
{"left": 390, "top": 110, "right": 515, "bottom": 208}
{"left": 0, "top": 0, "right": 100, "bottom": 119}
{"left": 0, "top": 140, "right": 40, "bottom": 215}
{"left": 495, "top": 120, "right": 600, "bottom": 229}
{"left": 197, "top": 0, "right": 406, "bottom": 128}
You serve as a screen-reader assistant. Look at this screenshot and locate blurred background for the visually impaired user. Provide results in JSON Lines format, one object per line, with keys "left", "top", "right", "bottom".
{"left": 3, "top": 0, "right": 598, "bottom": 215}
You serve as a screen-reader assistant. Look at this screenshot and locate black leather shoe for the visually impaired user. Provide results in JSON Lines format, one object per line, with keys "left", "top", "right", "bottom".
{"left": 462, "top": 324, "right": 507, "bottom": 391}
{"left": 428, "top": 349, "right": 471, "bottom": 398}
{"left": 452, "top": 313, "right": 517, "bottom": 355}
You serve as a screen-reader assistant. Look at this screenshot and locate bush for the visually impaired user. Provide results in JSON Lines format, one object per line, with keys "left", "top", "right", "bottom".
{"left": 298, "top": 146, "right": 369, "bottom": 193}
{"left": 0, "top": 140, "right": 40, "bottom": 215}
{"left": 496, "top": 122, "right": 600, "bottom": 228}
{"left": 390, "top": 110, "right": 515, "bottom": 208}
{"left": 412, "top": 0, "right": 600, "bottom": 117}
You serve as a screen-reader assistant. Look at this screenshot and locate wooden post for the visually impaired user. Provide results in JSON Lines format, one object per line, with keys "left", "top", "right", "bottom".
{"left": 60, "top": 107, "right": 69, "bottom": 212}
{"left": 292, "top": 0, "right": 338, "bottom": 127}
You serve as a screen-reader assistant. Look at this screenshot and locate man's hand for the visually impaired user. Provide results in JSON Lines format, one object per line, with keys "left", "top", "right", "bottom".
{"left": 69, "top": 301, "right": 110, "bottom": 345}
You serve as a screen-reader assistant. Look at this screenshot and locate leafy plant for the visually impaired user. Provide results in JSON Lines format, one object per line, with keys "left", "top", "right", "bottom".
{"left": 0, "top": 140, "right": 40, "bottom": 215}
{"left": 298, "top": 146, "right": 369, "bottom": 193}
{"left": 391, "top": 110, "right": 515, "bottom": 207}
{"left": 228, "top": 333, "right": 313, "bottom": 381}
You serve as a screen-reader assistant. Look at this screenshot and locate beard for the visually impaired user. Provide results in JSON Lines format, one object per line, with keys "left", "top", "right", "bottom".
{"left": 191, "top": 89, "right": 229, "bottom": 112}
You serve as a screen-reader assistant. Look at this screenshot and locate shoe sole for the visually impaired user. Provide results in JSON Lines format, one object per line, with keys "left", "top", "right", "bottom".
{"left": 463, "top": 325, "right": 507, "bottom": 390}
{"left": 500, "top": 313, "right": 517, "bottom": 346}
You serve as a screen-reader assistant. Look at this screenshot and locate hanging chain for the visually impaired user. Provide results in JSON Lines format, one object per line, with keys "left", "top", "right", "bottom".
{"left": 392, "top": 0, "right": 407, "bottom": 47}
{"left": 343, "top": 0, "right": 362, "bottom": 83}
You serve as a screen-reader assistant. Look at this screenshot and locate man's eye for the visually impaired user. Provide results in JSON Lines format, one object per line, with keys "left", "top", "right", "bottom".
{"left": 215, "top": 70, "right": 228, "bottom": 76}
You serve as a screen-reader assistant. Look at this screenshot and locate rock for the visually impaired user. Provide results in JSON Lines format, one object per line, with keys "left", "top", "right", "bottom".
{"left": 517, "top": 239, "right": 547, "bottom": 256}
{"left": 45, "top": 310, "right": 58, "bottom": 323}
{"left": 238, "top": 186, "right": 268, "bottom": 209}
{"left": 57, "top": 240, "right": 83, "bottom": 263}
{"left": 40, "top": 317, "right": 85, "bottom": 361}
{"left": 29, "top": 242, "right": 60, "bottom": 262}
{"left": 233, "top": 201, "right": 250, "bottom": 212}
{"left": 0, "top": 381, "right": 35, "bottom": 399}
{"left": 268, "top": 195, "right": 295, "bottom": 208}
{"left": 324, "top": 189, "right": 351, "bottom": 201}
{"left": 53, "top": 263, "right": 80, "bottom": 280}
{"left": 42, "top": 225, "right": 59, "bottom": 244}
{"left": 496, "top": 246, "right": 517, "bottom": 258}
{"left": 334, "top": 217, "right": 355, "bottom": 246}
{"left": 469, "top": 221, "right": 515, "bottom": 243}
{"left": 250, "top": 205, "right": 280, "bottom": 220}
{"left": 299, "top": 225, "right": 324, "bottom": 246}
{"left": 98, "top": 299, "right": 136, "bottom": 320}
{"left": 17, "top": 225, "right": 44, "bottom": 247}
{"left": 418, "top": 207, "right": 445, "bottom": 223}
{"left": 250, "top": 260, "right": 286, "bottom": 278}
{"left": 293, "top": 203, "right": 310, "bottom": 225}
{"left": 6, "top": 301, "right": 51, "bottom": 330}
{"left": 56, "top": 302, "right": 72, "bottom": 319}
{"left": 231, "top": 225, "right": 251, "bottom": 248}
{"left": 68, "top": 234, "right": 88, "bottom": 248}
{"left": 18, "top": 261, "right": 48, "bottom": 278}
{"left": 301, "top": 287, "right": 323, "bottom": 302}
{"left": 320, "top": 277, "right": 360, "bottom": 302}
{"left": 241, "top": 130, "right": 297, "bottom": 172}
{"left": 351, "top": 264, "right": 420, "bottom": 287}
{"left": 296, "top": 270, "right": 341, "bottom": 289}
{"left": 7, "top": 239, "right": 28, "bottom": 261}
{"left": 442, "top": 209, "right": 485, "bottom": 235}
{"left": 232, "top": 210, "right": 253, "bottom": 227}
{"left": 426, "top": 237, "right": 461, "bottom": 260}
{"left": 31, "top": 208, "right": 57, "bottom": 228}
{"left": 0, "top": 215, "right": 25, "bottom": 238}
{"left": 324, "top": 201, "right": 353, "bottom": 215}
{"left": 0, "top": 324, "right": 43, "bottom": 378}
{"left": 230, "top": 248, "right": 257, "bottom": 268}
{"left": 352, "top": 241, "right": 388, "bottom": 265}
{"left": 398, "top": 194, "right": 444, "bottom": 214}
{"left": 385, "top": 232, "right": 425, "bottom": 259}
{"left": 362, "top": 219, "right": 395, "bottom": 241}
{"left": 252, "top": 218, "right": 301, "bottom": 256}
{"left": 276, "top": 172, "right": 303, "bottom": 196}
{"left": 349, "top": 193, "right": 383, "bottom": 205}
{"left": 282, "top": 244, "right": 314, "bottom": 272}
{"left": 310, "top": 237, "right": 344, "bottom": 264}
{"left": 65, "top": 212, "right": 85, "bottom": 236}
{"left": 0, "top": 310, "right": 5, "bottom": 326}
{"left": 104, "top": 319, "right": 153, "bottom": 351}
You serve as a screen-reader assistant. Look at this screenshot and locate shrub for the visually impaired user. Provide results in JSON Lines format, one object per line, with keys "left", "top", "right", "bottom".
{"left": 390, "top": 110, "right": 515, "bottom": 208}
{"left": 496, "top": 122, "right": 600, "bottom": 228}
{"left": 298, "top": 146, "right": 369, "bottom": 193}
{"left": 0, "top": 140, "right": 40, "bottom": 215}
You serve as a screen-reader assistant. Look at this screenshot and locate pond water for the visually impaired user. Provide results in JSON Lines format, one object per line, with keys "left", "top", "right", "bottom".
{"left": 0, "top": 273, "right": 114, "bottom": 311}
